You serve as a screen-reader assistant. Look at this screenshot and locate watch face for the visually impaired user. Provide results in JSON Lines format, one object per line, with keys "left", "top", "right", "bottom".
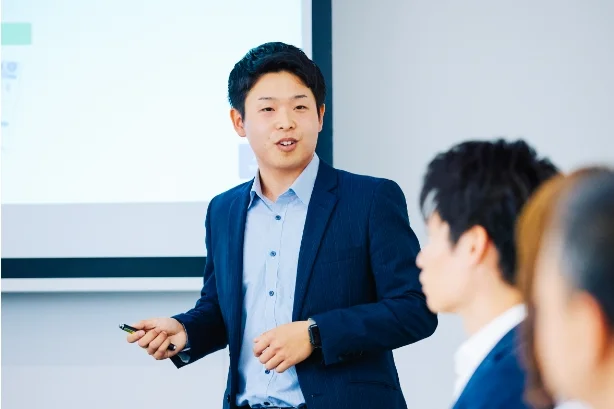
{"left": 309, "top": 324, "right": 321, "bottom": 347}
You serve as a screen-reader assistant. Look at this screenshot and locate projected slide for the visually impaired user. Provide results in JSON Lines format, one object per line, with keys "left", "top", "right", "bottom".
{"left": 1, "top": 0, "right": 310, "bottom": 260}
{"left": 1, "top": 22, "right": 30, "bottom": 155}
{"left": 1, "top": 0, "right": 304, "bottom": 205}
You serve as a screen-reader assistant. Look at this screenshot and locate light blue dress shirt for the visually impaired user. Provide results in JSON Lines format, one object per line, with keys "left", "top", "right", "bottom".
{"left": 235, "top": 154, "right": 320, "bottom": 408}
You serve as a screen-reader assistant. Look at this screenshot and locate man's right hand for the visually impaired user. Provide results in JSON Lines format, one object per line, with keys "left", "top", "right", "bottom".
{"left": 126, "top": 317, "right": 187, "bottom": 360}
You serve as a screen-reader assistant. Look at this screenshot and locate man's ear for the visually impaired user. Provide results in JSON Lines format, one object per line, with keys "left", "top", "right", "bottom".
{"left": 230, "top": 108, "right": 246, "bottom": 137}
{"left": 318, "top": 104, "right": 326, "bottom": 132}
{"left": 458, "top": 225, "right": 490, "bottom": 267}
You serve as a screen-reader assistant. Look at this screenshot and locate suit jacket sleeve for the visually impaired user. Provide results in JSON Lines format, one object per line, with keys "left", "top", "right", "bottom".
{"left": 170, "top": 199, "right": 228, "bottom": 368}
{"left": 311, "top": 179, "right": 438, "bottom": 365}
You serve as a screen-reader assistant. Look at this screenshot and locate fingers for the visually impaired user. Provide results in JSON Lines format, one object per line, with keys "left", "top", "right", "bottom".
{"left": 152, "top": 337, "right": 172, "bottom": 360}
{"left": 126, "top": 319, "right": 155, "bottom": 343}
{"left": 137, "top": 329, "right": 160, "bottom": 349}
{"left": 264, "top": 352, "right": 285, "bottom": 371}
{"left": 253, "top": 334, "right": 271, "bottom": 357}
{"left": 126, "top": 318, "right": 181, "bottom": 361}
{"left": 258, "top": 347, "right": 276, "bottom": 365}
{"left": 147, "top": 331, "right": 168, "bottom": 356}
{"left": 130, "top": 319, "right": 156, "bottom": 330}
{"left": 126, "top": 330, "right": 146, "bottom": 343}
{"left": 275, "top": 360, "right": 291, "bottom": 373}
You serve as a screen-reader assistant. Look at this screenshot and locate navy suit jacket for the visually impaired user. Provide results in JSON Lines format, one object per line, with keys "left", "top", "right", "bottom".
{"left": 171, "top": 160, "right": 437, "bottom": 409}
{"left": 452, "top": 325, "right": 531, "bottom": 409}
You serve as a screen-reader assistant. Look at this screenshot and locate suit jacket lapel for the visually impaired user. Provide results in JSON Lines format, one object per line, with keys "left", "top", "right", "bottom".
{"left": 452, "top": 325, "right": 520, "bottom": 409}
{"left": 227, "top": 182, "right": 252, "bottom": 362}
{"left": 292, "top": 161, "right": 338, "bottom": 321}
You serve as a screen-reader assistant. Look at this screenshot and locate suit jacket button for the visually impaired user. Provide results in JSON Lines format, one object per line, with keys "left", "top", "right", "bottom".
{"left": 226, "top": 394, "right": 230, "bottom": 402}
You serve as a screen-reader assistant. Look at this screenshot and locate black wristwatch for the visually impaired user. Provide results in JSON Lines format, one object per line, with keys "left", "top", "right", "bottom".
{"left": 308, "top": 318, "right": 321, "bottom": 348}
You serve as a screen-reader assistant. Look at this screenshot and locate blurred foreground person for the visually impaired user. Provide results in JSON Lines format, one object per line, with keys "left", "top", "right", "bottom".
{"left": 533, "top": 169, "right": 614, "bottom": 409}
{"left": 517, "top": 167, "right": 613, "bottom": 409}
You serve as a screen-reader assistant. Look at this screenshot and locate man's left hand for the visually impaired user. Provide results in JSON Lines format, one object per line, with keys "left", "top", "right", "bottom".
{"left": 253, "top": 321, "right": 314, "bottom": 373}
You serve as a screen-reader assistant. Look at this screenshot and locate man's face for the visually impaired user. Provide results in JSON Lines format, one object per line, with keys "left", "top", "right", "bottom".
{"left": 416, "top": 213, "right": 475, "bottom": 313}
{"left": 231, "top": 71, "right": 324, "bottom": 175}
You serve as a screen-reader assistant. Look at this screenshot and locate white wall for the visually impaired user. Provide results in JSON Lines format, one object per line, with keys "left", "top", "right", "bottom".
{"left": 3, "top": 1, "right": 614, "bottom": 409}
{"left": 1, "top": 291, "right": 229, "bottom": 408}
{"left": 332, "top": 1, "right": 614, "bottom": 408}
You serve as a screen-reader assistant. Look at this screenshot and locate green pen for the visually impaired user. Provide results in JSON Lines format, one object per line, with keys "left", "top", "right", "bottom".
{"left": 119, "top": 323, "right": 176, "bottom": 351}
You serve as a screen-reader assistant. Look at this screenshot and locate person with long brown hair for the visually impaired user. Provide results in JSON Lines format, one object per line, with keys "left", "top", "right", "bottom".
{"left": 516, "top": 166, "right": 612, "bottom": 409}
{"left": 531, "top": 168, "right": 614, "bottom": 409}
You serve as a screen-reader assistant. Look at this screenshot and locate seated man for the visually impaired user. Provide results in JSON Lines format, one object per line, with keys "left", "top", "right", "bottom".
{"left": 416, "top": 139, "right": 558, "bottom": 409}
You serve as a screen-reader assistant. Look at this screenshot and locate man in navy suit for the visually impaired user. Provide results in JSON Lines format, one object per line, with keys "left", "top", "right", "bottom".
{"left": 126, "top": 42, "right": 437, "bottom": 409}
{"left": 416, "top": 140, "right": 559, "bottom": 409}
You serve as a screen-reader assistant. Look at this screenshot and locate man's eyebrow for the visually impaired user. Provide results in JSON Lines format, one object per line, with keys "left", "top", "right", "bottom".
{"left": 257, "top": 94, "right": 308, "bottom": 101}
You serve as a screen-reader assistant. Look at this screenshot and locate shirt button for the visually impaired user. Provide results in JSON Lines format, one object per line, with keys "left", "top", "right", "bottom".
{"left": 265, "top": 369, "right": 270, "bottom": 374}
{"left": 270, "top": 251, "right": 276, "bottom": 257}
{"left": 275, "top": 215, "right": 281, "bottom": 221}
{"left": 269, "top": 290, "right": 275, "bottom": 296}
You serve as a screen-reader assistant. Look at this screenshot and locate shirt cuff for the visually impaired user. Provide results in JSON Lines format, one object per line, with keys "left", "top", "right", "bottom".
{"left": 180, "top": 321, "right": 191, "bottom": 351}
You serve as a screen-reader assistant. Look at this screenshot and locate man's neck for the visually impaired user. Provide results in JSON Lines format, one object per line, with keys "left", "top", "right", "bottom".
{"left": 259, "top": 161, "right": 310, "bottom": 202}
{"left": 457, "top": 286, "right": 524, "bottom": 336}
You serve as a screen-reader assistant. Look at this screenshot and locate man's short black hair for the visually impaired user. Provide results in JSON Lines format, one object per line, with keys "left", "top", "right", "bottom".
{"left": 228, "top": 42, "right": 326, "bottom": 118}
{"left": 419, "top": 139, "right": 559, "bottom": 285}
{"left": 556, "top": 170, "right": 614, "bottom": 329}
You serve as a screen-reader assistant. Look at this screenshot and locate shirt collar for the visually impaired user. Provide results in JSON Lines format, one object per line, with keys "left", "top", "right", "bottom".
{"left": 453, "top": 304, "right": 527, "bottom": 398}
{"left": 249, "top": 153, "right": 320, "bottom": 208}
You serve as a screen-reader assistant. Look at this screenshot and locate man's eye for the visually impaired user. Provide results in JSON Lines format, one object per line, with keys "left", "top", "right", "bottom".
{"left": 260, "top": 107, "right": 274, "bottom": 112}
